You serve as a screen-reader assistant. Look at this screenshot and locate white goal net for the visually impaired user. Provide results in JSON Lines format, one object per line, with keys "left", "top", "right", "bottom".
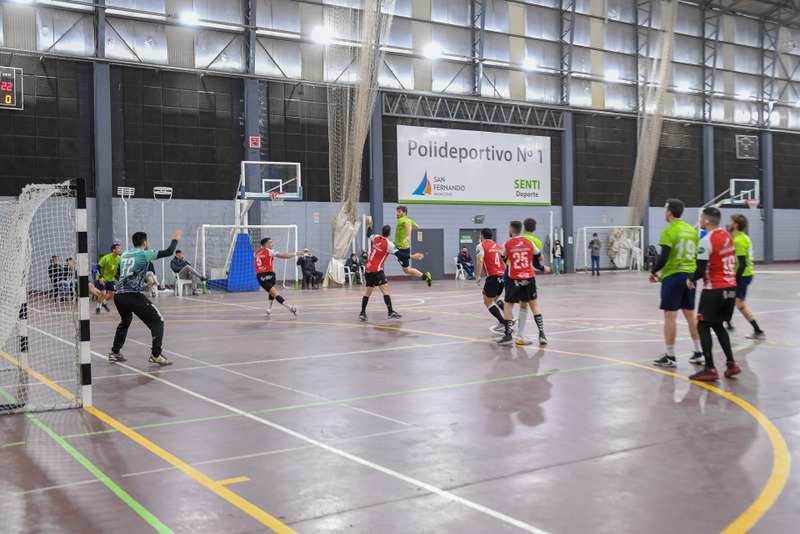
{"left": 579, "top": 226, "right": 644, "bottom": 272}
{"left": 195, "top": 224, "right": 300, "bottom": 290}
{"left": 0, "top": 182, "right": 83, "bottom": 414}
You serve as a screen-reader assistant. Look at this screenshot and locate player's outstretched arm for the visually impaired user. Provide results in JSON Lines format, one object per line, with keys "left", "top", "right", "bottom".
{"left": 275, "top": 250, "right": 303, "bottom": 259}
{"left": 533, "top": 253, "right": 549, "bottom": 273}
{"left": 156, "top": 230, "right": 182, "bottom": 259}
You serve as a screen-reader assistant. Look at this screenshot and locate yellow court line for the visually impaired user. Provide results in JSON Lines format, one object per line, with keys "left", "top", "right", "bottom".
{"left": 1, "top": 352, "right": 295, "bottom": 534}
{"left": 217, "top": 476, "right": 251, "bottom": 486}
{"left": 214, "top": 316, "right": 787, "bottom": 534}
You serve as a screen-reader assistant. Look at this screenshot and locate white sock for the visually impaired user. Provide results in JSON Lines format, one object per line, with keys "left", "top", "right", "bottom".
{"left": 666, "top": 344, "right": 675, "bottom": 357}
{"left": 517, "top": 308, "right": 529, "bottom": 338}
{"left": 268, "top": 299, "right": 274, "bottom": 310}
{"left": 692, "top": 338, "right": 701, "bottom": 352}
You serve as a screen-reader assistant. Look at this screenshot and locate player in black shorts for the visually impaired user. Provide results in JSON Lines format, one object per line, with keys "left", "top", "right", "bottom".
{"left": 475, "top": 228, "right": 515, "bottom": 334}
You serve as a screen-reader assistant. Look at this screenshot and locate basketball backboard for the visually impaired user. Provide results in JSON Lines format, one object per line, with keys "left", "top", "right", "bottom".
{"left": 239, "top": 161, "right": 302, "bottom": 201}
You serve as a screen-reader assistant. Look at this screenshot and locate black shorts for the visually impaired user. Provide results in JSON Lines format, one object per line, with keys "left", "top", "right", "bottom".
{"left": 482, "top": 275, "right": 504, "bottom": 299}
{"left": 736, "top": 275, "right": 753, "bottom": 300}
{"left": 698, "top": 288, "right": 736, "bottom": 324}
{"left": 365, "top": 271, "right": 387, "bottom": 287}
{"left": 504, "top": 278, "right": 537, "bottom": 303}
{"left": 97, "top": 280, "right": 115, "bottom": 292}
{"left": 395, "top": 248, "right": 411, "bottom": 268}
{"left": 257, "top": 272, "right": 276, "bottom": 292}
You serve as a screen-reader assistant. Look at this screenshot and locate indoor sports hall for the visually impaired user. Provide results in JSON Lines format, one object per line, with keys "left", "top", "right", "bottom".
{"left": 1, "top": 1, "right": 799, "bottom": 533}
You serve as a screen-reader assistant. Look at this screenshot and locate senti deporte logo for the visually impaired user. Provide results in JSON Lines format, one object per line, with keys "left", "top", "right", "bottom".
{"left": 513, "top": 178, "right": 544, "bottom": 200}
{"left": 412, "top": 171, "right": 465, "bottom": 197}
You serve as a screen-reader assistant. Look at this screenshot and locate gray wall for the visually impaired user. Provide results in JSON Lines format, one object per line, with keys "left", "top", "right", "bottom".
{"left": 775, "top": 209, "right": 800, "bottom": 261}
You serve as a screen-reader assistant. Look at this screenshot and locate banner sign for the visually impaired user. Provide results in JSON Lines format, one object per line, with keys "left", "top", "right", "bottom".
{"left": 397, "top": 125, "right": 551, "bottom": 205}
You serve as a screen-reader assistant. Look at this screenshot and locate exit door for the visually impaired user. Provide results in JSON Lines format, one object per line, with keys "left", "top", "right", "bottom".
{"left": 458, "top": 228, "right": 496, "bottom": 254}
{"left": 411, "top": 228, "right": 444, "bottom": 280}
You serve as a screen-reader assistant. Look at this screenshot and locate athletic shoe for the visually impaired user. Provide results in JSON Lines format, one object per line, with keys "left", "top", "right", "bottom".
{"left": 424, "top": 272, "right": 432, "bottom": 287}
{"left": 515, "top": 337, "right": 533, "bottom": 346}
{"left": 497, "top": 333, "right": 513, "bottom": 345}
{"left": 491, "top": 323, "right": 507, "bottom": 334}
{"left": 746, "top": 331, "right": 766, "bottom": 340}
{"left": 653, "top": 355, "right": 676, "bottom": 368}
{"left": 538, "top": 333, "right": 548, "bottom": 346}
{"left": 359, "top": 312, "right": 367, "bottom": 322}
{"left": 724, "top": 361, "right": 742, "bottom": 378}
{"left": 725, "top": 322, "right": 734, "bottom": 331}
{"left": 107, "top": 351, "right": 127, "bottom": 363}
{"left": 690, "top": 366, "right": 719, "bottom": 382}
{"left": 102, "top": 304, "right": 110, "bottom": 312}
{"left": 148, "top": 354, "right": 172, "bottom": 366}
{"left": 689, "top": 352, "right": 705, "bottom": 365}
{"left": 289, "top": 306, "right": 298, "bottom": 317}
{"left": 265, "top": 308, "right": 271, "bottom": 317}
{"left": 150, "top": 288, "right": 157, "bottom": 299}
{"left": 95, "top": 306, "right": 101, "bottom": 315}
{"left": 388, "top": 311, "right": 402, "bottom": 319}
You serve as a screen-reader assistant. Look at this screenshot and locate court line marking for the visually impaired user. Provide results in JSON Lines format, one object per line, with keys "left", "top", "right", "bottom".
{"left": 218, "top": 476, "right": 250, "bottom": 486}
{"left": 0, "top": 353, "right": 171, "bottom": 534}
{"left": 8, "top": 336, "right": 296, "bottom": 534}
{"left": 156, "top": 317, "right": 789, "bottom": 533}
{"left": 37, "top": 329, "right": 550, "bottom": 534}
{"left": 269, "top": 318, "right": 790, "bottom": 534}
{"left": 125, "top": 338, "right": 415, "bottom": 428}
{"left": 19, "top": 426, "right": 432, "bottom": 496}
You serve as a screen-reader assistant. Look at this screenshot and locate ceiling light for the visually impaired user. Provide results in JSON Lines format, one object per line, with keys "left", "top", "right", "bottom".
{"left": 422, "top": 42, "right": 443, "bottom": 60}
{"left": 179, "top": 11, "right": 200, "bottom": 25}
{"left": 310, "top": 25, "right": 333, "bottom": 45}
{"left": 523, "top": 57, "right": 538, "bottom": 71}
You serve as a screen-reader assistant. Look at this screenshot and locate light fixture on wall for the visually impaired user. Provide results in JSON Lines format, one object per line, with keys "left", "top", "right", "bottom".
{"left": 422, "top": 42, "right": 443, "bottom": 60}
{"left": 310, "top": 25, "right": 333, "bottom": 45}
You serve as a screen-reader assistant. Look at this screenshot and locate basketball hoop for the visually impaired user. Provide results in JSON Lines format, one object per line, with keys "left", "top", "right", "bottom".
{"left": 270, "top": 190, "right": 284, "bottom": 205}
{"left": 745, "top": 199, "right": 759, "bottom": 210}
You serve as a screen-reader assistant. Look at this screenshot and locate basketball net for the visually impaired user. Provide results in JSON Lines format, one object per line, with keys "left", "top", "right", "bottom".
{"left": 745, "top": 199, "right": 759, "bottom": 210}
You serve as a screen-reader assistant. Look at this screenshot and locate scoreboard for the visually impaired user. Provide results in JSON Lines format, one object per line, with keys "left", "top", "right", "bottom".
{"left": 0, "top": 67, "right": 23, "bottom": 111}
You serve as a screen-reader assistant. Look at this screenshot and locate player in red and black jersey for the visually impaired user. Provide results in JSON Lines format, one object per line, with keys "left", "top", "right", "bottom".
{"left": 475, "top": 228, "right": 514, "bottom": 334}
{"left": 255, "top": 237, "right": 303, "bottom": 317}
{"left": 498, "top": 220, "right": 549, "bottom": 346}
{"left": 360, "top": 216, "right": 423, "bottom": 322}
{"left": 687, "top": 207, "right": 741, "bottom": 381}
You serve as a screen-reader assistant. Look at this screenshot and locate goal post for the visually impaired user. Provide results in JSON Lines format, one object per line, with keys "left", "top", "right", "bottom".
{"left": 195, "top": 224, "right": 300, "bottom": 291}
{"left": 579, "top": 226, "right": 645, "bottom": 273}
{"left": 0, "top": 180, "right": 91, "bottom": 415}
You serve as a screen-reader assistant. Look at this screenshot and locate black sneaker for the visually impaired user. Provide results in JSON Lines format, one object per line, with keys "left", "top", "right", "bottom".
{"left": 725, "top": 322, "right": 734, "bottom": 331}
{"left": 107, "top": 351, "right": 127, "bottom": 363}
{"left": 359, "top": 312, "right": 367, "bottom": 322}
{"left": 497, "top": 333, "right": 513, "bottom": 345}
{"left": 653, "top": 355, "right": 676, "bottom": 368}
{"left": 102, "top": 304, "right": 110, "bottom": 312}
{"left": 424, "top": 272, "right": 432, "bottom": 287}
{"left": 538, "top": 333, "right": 548, "bottom": 346}
{"left": 689, "top": 352, "right": 705, "bottom": 365}
{"left": 95, "top": 306, "right": 101, "bottom": 315}
{"left": 746, "top": 331, "right": 766, "bottom": 340}
{"left": 388, "top": 310, "right": 402, "bottom": 319}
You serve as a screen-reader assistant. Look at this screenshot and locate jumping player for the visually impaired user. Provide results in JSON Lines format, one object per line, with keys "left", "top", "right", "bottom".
{"left": 361, "top": 216, "right": 423, "bottom": 321}
{"left": 96, "top": 243, "right": 121, "bottom": 313}
{"left": 108, "top": 230, "right": 181, "bottom": 366}
{"left": 727, "top": 214, "right": 765, "bottom": 339}
{"left": 650, "top": 199, "right": 704, "bottom": 368}
{"left": 498, "top": 220, "right": 549, "bottom": 346}
{"left": 475, "top": 228, "right": 513, "bottom": 334}
{"left": 687, "top": 208, "right": 741, "bottom": 381}
{"left": 394, "top": 206, "right": 432, "bottom": 286}
{"left": 256, "top": 237, "right": 302, "bottom": 317}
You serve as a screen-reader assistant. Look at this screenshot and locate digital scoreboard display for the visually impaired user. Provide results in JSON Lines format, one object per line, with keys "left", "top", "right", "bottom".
{"left": 0, "top": 67, "right": 23, "bottom": 111}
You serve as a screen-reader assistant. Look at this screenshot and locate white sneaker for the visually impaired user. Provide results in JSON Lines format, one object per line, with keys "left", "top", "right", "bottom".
{"left": 265, "top": 308, "right": 271, "bottom": 317}
{"left": 289, "top": 306, "right": 298, "bottom": 316}
{"left": 148, "top": 354, "right": 172, "bottom": 366}
{"left": 514, "top": 337, "right": 533, "bottom": 346}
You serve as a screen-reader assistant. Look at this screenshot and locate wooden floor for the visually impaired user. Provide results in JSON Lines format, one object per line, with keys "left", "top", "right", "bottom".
{"left": 1, "top": 266, "right": 799, "bottom": 533}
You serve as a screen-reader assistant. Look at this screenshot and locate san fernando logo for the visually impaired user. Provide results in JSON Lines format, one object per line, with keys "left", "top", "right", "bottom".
{"left": 412, "top": 172, "right": 432, "bottom": 196}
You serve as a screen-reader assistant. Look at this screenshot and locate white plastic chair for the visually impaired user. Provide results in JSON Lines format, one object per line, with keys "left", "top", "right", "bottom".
{"left": 174, "top": 276, "right": 192, "bottom": 297}
{"left": 343, "top": 266, "right": 357, "bottom": 288}
{"left": 454, "top": 258, "right": 466, "bottom": 281}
